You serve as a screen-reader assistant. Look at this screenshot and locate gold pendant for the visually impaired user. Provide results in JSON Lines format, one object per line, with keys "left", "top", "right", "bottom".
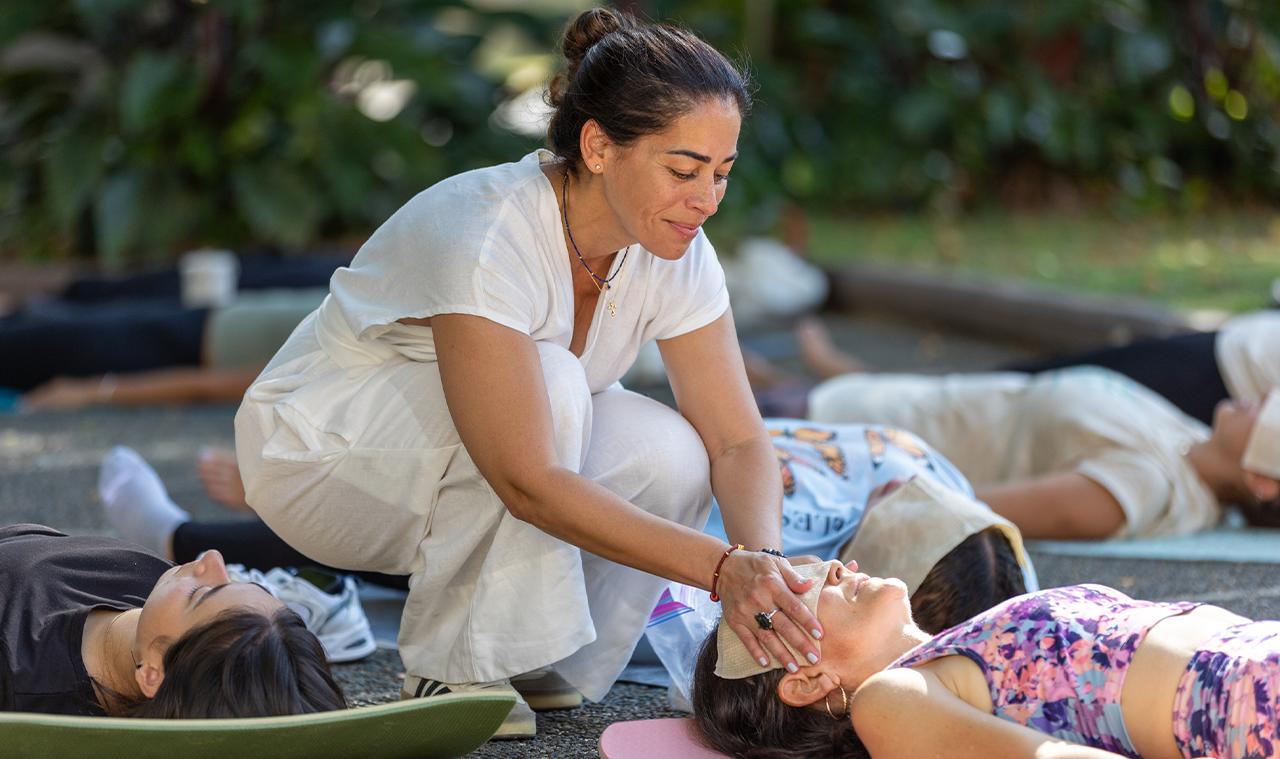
{"left": 607, "top": 301, "right": 617, "bottom": 317}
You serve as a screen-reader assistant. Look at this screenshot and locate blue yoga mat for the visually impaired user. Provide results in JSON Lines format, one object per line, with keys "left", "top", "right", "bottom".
{"left": 1028, "top": 526, "right": 1280, "bottom": 564}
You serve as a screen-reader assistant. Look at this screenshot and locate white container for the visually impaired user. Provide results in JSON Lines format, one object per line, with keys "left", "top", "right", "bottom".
{"left": 179, "top": 249, "right": 239, "bottom": 309}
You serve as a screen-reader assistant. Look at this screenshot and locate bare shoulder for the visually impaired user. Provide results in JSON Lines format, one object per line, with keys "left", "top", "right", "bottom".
{"left": 852, "top": 655, "right": 989, "bottom": 716}
{"left": 850, "top": 667, "right": 934, "bottom": 723}
{"left": 851, "top": 662, "right": 1082, "bottom": 759}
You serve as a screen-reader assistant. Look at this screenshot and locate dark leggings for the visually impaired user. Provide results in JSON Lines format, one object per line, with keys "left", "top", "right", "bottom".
{"left": 172, "top": 520, "right": 410, "bottom": 591}
{"left": 0, "top": 303, "right": 207, "bottom": 390}
{"left": 1005, "top": 331, "right": 1228, "bottom": 426}
{"left": 1, "top": 253, "right": 350, "bottom": 391}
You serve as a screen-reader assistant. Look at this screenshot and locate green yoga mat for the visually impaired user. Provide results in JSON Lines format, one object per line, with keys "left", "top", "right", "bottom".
{"left": 0, "top": 691, "right": 514, "bottom": 759}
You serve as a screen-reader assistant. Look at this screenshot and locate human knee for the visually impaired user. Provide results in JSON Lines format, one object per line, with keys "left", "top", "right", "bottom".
{"left": 537, "top": 342, "right": 592, "bottom": 467}
{"left": 587, "top": 391, "right": 711, "bottom": 525}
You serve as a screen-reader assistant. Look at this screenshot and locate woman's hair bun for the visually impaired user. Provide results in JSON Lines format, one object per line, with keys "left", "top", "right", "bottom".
{"left": 560, "top": 8, "right": 633, "bottom": 81}
{"left": 545, "top": 7, "right": 750, "bottom": 171}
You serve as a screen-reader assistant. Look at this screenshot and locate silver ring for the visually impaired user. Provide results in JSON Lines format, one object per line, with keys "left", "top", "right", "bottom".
{"left": 754, "top": 609, "right": 780, "bottom": 631}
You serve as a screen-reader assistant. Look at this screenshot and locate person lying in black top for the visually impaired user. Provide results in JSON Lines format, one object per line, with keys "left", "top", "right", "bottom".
{"left": 0, "top": 524, "right": 345, "bottom": 718}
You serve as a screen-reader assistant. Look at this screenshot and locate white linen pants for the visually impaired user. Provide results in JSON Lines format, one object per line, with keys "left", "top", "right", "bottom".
{"left": 235, "top": 310, "right": 713, "bottom": 701}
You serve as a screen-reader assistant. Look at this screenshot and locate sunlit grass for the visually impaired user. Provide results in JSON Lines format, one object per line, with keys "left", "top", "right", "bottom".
{"left": 805, "top": 211, "right": 1280, "bottom": 313}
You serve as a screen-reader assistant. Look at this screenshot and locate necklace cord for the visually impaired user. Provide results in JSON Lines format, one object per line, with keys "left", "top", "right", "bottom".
{"left": 561, "top": 169, "right": 629, "bottom": 291}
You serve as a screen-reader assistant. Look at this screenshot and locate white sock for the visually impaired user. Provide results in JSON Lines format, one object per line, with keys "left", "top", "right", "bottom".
{"left": 99, "top": 446, "right": 190, "bottom": 558}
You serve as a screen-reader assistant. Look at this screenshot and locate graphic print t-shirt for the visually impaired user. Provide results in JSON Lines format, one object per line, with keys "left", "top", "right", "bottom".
{"left": 703, "top": 421, "right": 973, "bottom": 560}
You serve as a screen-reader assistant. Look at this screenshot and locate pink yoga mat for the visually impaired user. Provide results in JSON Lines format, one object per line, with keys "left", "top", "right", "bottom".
{"left": 598, "top": 718, "right": 729, "bottom": 759}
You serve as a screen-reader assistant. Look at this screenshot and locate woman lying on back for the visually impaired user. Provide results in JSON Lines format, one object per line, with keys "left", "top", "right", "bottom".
{"left": 0, "top": 524, "right": 345, "bottom": 718}
{"left": 696, "top": 560, "right": 1272, "bottom": 759}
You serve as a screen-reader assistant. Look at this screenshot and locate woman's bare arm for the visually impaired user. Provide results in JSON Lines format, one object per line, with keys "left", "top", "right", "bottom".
{"left": 22, "top": 366, "right": 265, "bottom": 411}
{"left": 659, "top": 309, "right": 783, "bottom": 554}
{"left": 432, "top": 312, "right": 821, "bottom": 670}
{"left": 853, "top": 667, "right": 1129, "bottom": 759}
{"left": 975, "top": 472, "right": 1125, "bottom": 540}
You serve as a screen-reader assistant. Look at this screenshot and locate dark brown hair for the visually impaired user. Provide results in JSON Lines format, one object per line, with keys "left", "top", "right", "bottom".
{"left": 910, "top": 527, "right": 1026, "bottom": 634}
{"left": 114, "top": 608, "right": 346, "bottom": 718}
{"left": 1235, "top": 498, "right": 1280, "bottom": 528}
{"left": 692, "top": 636, "right": 870, "bottom": 759}
{"left": 692, "top": 527, "right": 1025, "bottom": 758}
{"left": 546, "top": 8, "right": 752, "bottom": 174}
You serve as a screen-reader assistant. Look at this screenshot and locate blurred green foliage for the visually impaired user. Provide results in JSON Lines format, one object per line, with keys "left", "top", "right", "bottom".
{"left": 663, "top": 0, "right": 1280, "bottom": 238}
{"left": 0, "top": 0, "right": 555, "bottom": 264}
{"left": 4, "top": 0, "right": 1280, "bottom": 264}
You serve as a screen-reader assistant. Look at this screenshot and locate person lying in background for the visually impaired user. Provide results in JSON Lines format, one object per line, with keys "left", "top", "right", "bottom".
{"left": 0, "top": 524, "right": 345, "bottom": 717}
{"left": 744, "top": 309, "right": 1278, "bottom": 427}
{"left": 695, "top": 559, "right": 1277, "bottom": 759}
{"left": 810, "top": 367, "right": 1280, "bottom": 538}
{"left": 2, "top": 253, "right": 346, "bottom": 411}
{"left": 15, "top": 288, "right": 327, "bottom": 410}
{"left": 742, "top": 317, "right": 1280, "bottom": 536}
{"left": 1007, "top": 308, "right": 1279, "bottom": 425}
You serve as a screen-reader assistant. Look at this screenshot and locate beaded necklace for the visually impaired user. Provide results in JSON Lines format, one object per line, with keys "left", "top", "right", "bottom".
{"left": 561, "top": 169, "right": 629, "bottom": 316}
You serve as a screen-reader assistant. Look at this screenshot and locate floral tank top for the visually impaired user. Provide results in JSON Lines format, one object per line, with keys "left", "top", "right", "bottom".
{"left": 889, "top": 584, "right": 1199, "bottom": 758}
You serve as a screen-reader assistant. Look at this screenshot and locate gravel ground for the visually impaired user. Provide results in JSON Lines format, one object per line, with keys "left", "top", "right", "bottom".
{"left": 3, "top": 312, "right": 1278, "bottom": 757}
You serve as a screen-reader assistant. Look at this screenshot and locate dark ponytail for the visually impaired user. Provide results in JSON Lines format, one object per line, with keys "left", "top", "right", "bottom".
{"left": 546, "top": 8, "right": 752, "bottom": 174}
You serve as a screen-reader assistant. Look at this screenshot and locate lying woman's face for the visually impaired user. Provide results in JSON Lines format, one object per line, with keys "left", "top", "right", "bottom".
{"left": 135, "top": 550, "right": 283, "bottom": 657}
{"left": 810, "top": 561, "right": 914, "bottom": 677}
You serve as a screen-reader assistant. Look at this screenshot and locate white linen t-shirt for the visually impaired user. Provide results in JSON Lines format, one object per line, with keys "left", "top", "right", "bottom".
{"left": 808, "top": 367, "right": 1217, "bottom": 539}
{"left": 327, "top": 150, "right": 730, "bottom": 393}
{"left": 702, "top": 421, "right": 973, "bottom": 561}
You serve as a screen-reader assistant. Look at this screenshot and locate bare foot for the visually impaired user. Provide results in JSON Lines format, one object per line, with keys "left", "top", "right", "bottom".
{"left": 197, "top": 447, "right": 253, "bottom": 513}
{"left": 795, "top": 318, "right": 874, "bottom": 380}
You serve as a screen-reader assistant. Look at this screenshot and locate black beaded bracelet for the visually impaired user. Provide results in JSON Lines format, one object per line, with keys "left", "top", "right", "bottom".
{"left": 759, "top": 548, "right": 787, "bottom": 558}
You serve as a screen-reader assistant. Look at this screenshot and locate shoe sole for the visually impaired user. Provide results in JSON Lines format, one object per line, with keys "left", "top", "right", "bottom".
{"left": 400, "top": 688, "right": 536, "bottom": 740}
{"left": 491, "top": 701, "right": 537, "bottom": 740}
{"left": 519, "top": 691, "right": 583, "bottom": 711}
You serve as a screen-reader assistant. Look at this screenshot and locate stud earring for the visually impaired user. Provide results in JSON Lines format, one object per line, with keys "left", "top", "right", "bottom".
{"left": 596, "top": 165, "right": 602, "bottom": 171}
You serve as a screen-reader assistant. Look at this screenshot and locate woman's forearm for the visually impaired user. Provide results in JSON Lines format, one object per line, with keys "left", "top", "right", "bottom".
{"left": 502, "top": 463, "right": 728, "bottom": 589}
{"left": 710, "top": 436, "right": 784, "bottom": 552}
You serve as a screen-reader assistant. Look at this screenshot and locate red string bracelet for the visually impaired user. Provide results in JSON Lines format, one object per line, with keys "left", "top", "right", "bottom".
{"left": 709, "top": 544, "right": 744, "bottom": 602}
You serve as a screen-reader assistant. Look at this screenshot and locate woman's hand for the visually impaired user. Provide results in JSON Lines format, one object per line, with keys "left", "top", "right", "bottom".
{"left": 714, "top": 550, "right": 825, "bottom": 672}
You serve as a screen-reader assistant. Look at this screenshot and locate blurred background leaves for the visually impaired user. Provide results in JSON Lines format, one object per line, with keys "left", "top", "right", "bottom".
{"left": 0, "top": 0, "right": 563, "bottom": 265}
{"left": 2, "top": 0, "right": 1279, "bottom": 265}
{"left": 663, "top": 0, "right": 1280, "bottom": 244}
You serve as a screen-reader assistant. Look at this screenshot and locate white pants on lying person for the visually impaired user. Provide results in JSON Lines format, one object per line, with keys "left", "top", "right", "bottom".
{"left": 809, "top": 366, "right": 1231, "bottom": 539}
{"left": 235, "top": 305, "right": 713, "bottom": 702}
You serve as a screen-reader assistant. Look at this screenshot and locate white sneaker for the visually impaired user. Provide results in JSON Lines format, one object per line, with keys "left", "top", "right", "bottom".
{"left": 228, "top": 564, "right": 377, "bottom": 663}
{"left": 402, "top": 675, "right": 536, "bottom": 740}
